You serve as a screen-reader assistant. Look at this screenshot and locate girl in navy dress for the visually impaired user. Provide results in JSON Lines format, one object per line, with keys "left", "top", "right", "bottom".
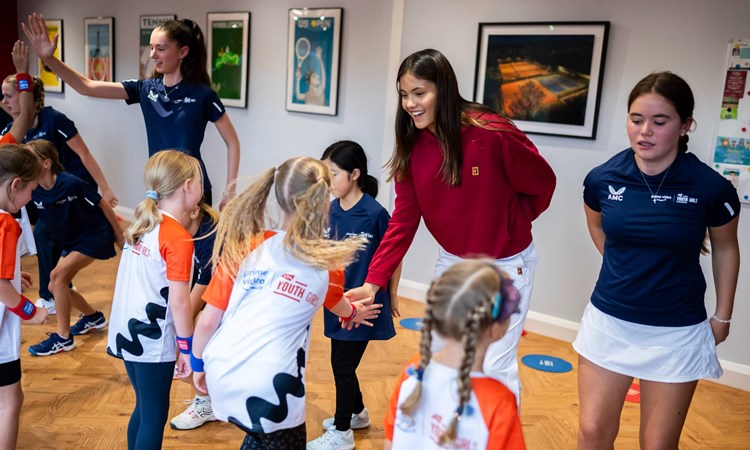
{"left": 25, "top": 140, "right": 123, "bottom": 356}
{"left": 307, "top": 141, "right": 402, "bottom": 450}
{"left": 24, "top": 13, "right": 239, "bottom": 208}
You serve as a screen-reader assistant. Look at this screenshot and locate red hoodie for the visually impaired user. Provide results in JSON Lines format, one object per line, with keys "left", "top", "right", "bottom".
{"left": 366, "top": 115, "right": 556, "bottom": 288}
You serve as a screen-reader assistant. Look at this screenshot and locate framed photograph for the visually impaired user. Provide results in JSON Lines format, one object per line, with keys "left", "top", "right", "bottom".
{"left": 140, "top": 15, "right": 176, "bottom": 79}
{"left": 474, "top": 22, "right": 610, "bottom": 139}
{"left": 84, "top": 17, "right": 114, "bottom": 82}
{"left": 286, "top": 8, "right": 343, "bottom": 115}
{"left": 207, "top": 12, "right": 251, "bottom": 108}
{"left": 39, "top": 19, "right": 64, "bottom": 92}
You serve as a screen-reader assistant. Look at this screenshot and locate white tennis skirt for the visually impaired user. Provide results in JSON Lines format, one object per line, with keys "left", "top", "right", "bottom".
{"left": 573, "top": 303, "right": 722, "bottom": 382}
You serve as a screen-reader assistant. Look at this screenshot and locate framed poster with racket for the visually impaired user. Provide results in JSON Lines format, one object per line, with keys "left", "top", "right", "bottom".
{"left": 84, "top": 17, "right": 114, "bottom": 82}
{"left": 40, "top": 19, "right": 64, "bottom": 92}
{"left": 286, "top": 7, "right": 343, "bottom": 115}
{"left": 207, "top": 12, "right": 251, "bottom": 108}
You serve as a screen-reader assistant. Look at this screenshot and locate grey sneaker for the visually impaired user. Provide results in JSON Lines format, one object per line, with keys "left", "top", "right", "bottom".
{"left": 307, "top": 427, "right": 354, "bottom": 450}
{"left": 321, "top": 408, "right": 370, "bottom": 430}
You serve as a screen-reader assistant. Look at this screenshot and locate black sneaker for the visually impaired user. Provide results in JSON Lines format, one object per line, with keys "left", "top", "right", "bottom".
{"left": 70, "top": 311, "right": 108, "bottom": 336}
{"left": 28, "top": 332, "right": 75, "bottom": 356}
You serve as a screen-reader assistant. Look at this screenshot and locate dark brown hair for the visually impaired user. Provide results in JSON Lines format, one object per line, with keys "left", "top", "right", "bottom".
{"left": 152, "top": 19, "right": 210, "bottom": 85}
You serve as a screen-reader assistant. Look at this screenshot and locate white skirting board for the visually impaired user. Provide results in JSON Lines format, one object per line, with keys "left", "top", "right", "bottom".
{"left": 394, "top": 279, "right": 750, "bottom": 392}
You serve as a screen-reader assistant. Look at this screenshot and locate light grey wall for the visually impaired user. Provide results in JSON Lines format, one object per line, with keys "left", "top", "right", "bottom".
{"left": 397, "top": 0, "right": 750, "bottom": 368}
{"left": 17, "top": 0, "right": 750, "bottom": 370}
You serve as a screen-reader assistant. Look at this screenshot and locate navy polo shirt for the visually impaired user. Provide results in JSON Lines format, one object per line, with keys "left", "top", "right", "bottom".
{"left": 323, "top": 194, "right": 396, "bottom": 341}
{"left": 1, "top": 106, "right": 95, "bottom": 186}
{"left": 122, "top": 78, "right": 226, "bottom": 194}
{"left": 31, "top": 172, "right": 114, "bottom": 252}
{"left": 192, "top": 214, "right": 217, "bottom": 287}
{"left": 583, "top": 149, "right": 740, "bottom": 326}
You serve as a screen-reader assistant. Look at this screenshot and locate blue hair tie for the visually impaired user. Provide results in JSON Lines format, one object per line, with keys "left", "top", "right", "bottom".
{"left": 491, "top": 291, "right": 503, "bottom": 319}
{"left": 145, "top": 190, "right": 159, "bottom": 200}
{"left": 454, "top": 404, "right": 474, "bottom": 418}
{"left": 406, "top": 364, "right": 425, "bottom": 381}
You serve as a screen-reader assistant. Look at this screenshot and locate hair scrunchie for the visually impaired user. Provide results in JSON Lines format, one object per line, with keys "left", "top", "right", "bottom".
{"left": 145, "top": 190, "right": 159, "bottom": 200}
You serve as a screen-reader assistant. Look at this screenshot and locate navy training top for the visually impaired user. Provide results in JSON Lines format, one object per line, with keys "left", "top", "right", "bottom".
{"left": 192, "top": 214, "right": 217, "bottom": 287}
{"left": 583, "top": 149, "right": 740, "bottom": 326}
{"left": 122, "top": 78, "right": 226, "bottom": 195}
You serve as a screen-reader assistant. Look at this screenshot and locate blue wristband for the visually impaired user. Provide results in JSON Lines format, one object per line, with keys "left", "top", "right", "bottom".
{"left": 190, "top": 353, "right": 205, "bottom": 372}
{"left": 176, "top": 335, "right": 192, "bottom": 354}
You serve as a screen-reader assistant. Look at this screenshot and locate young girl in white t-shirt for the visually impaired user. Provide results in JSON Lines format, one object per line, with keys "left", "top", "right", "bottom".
{"left": 191, "top": 156, "right": 382, "bottom": 448}
{"left": 385, "top": 260, "right": 526, "bottom": 450}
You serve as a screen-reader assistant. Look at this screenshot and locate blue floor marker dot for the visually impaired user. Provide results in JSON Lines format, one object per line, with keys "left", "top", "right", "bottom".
{"left": 521, "top": 354, "right": 573, "bottom": 373}
{"left": 399, "top": 317, "right": 422, "bottom": 331}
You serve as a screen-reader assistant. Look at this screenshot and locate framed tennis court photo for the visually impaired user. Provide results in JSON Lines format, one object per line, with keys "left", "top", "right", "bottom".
{"left": 286, "top": 7, "right": 343, "bottom": 116}
{"left": 84, "top": 17, "right": 114, "bottom": 82}
{"left": 39, "top": 19, "right": 64, "bottom": 92}
{"left": 207, "top": 12, "right": 251, "bottom": 108}
{"left": 474, "top": 22, "right": 609, "bottom": 139}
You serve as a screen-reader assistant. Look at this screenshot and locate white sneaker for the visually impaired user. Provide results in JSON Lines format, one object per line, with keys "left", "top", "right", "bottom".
{"left": 35, "top": 298, "right": 56, "bottom": 315}
{"left": 169, "top": 396, "right": 217, "bottom": 430}
{"left": 307, "top": 427, "right": 354, "bottom": 450}
{"left": 321, "top": 408, "right": 370, "bottom": 430}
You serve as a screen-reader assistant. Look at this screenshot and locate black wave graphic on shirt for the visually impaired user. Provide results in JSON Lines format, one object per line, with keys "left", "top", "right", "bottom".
{"left": 228, "top": 344, "right": 307, "bottom": 432}
{"left": 113, "top": 287, "right": 169, "bottom": 357}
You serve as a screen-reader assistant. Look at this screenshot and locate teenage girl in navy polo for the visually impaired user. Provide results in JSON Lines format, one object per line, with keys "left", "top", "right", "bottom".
{"left": 107, "top": 150, "right": 202, "bottom": 450}
{"left": 1, "top": 74, "right": 118, "bottom": 314}
{"left": 25, "top": 140, "right": 123, "bottom": 357}
{"left": 307, "top": 141, "right": 402, "bottom": 450}
{"left": 575, "top": 72, "right": 740, "bottom": 449}
{"left": 0, "top": 145, "right": 47, "bottom": 450}
{"left": 24, "top": 13, "right": 240, "bottom": 208}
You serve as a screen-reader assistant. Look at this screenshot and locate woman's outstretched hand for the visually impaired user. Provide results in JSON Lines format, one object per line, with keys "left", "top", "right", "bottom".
{"left": 22, "top": 13, "right": 58, "bottom": 61}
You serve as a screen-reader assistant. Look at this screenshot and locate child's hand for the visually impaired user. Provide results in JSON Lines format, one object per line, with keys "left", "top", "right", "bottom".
{"left": 22, "top": 13, "right": 58, "bottom": 61}
{"left": 24, "top": 306, "right": 48, "bottom": 325}
{"left": 341, "top": 299, "right": 382, "bottom": 330}
{"left": 193, "top": 371, "right": 208, "bottom": 395}
{"left": 174, "top": 353, "right": 192, "bottom": 379}
{"left": 20, "top": 271, "right": 33, "bottom": 289}
{"left": 12, "top": 40, "right": 29, "bottom": 74}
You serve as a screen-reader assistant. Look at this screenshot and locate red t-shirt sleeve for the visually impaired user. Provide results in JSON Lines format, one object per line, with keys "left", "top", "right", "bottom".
{"left": 323, "top": 269, "right": 345, "bottom": 310}
{"left": 158, "top": 218, "right": 194, "bottom": 282}
{"left": 474, "top": 378, "right": 526, "bottom": 449}
{"left": 0, "top": 215, "right": 20, "bottom": 280}
{"left": 0, "top": 133, "right": 17, "bottom": 144}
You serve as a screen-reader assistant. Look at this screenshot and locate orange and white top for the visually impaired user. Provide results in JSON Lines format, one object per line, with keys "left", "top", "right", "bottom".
{"left": 0, "top": 211, "right": 22, "bottom": 364}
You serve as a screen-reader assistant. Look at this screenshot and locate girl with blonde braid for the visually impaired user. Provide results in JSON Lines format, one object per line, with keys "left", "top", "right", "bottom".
{"left": 384, "top": 260, "right": 526, "bottom": 450}
{"left": 191, "top": 157, "right": 382, "bottom": 449}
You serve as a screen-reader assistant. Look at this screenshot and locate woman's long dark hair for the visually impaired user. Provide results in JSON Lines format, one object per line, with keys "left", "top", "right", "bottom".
{"left": 322, "top": 140, "right": 378, "bottom": 198}
{"left": 152, "top": 19, "right": 210, "bottom": 85}
{"left": 389, "top": 49, "right": 503, "bottom": 186}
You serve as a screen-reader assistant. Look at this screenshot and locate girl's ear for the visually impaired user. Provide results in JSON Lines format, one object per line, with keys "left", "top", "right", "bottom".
{"left": 9, "top": 177, "right": 22, "bottom": 193}
{"left": 179, "top": 45, "right": 190, "bottom": 61}
{"left": 350, "top": 168, "right": 361, "bottom": 181}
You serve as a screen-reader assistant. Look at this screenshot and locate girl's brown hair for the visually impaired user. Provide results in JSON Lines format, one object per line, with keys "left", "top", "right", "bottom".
{"left": 399, "top": 260, "right": 518, "bottom": 444}
{"left": 0, "top": 144, "right": 42, "bottom": 202}
{"left": 213, "top": 157, "right": 366, "bottom": 278}
{"left": 125, "top": 150, "right": 202, "bottom": 245}
{"left": 26, "top": 139, "right": 64, "bottom": 174}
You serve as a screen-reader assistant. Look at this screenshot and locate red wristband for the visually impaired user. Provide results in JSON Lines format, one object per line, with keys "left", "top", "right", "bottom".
{"left": 346, "top": 303, "right": 357, "bottom": 321}
{"left": 16, "top": 73, "right": 33, "bottom": 93}
{"left": 9, "top": 295, "right": 36, "bottom": 320}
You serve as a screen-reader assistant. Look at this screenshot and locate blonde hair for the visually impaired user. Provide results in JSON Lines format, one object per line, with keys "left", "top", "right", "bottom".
{"left": 3, "top": 75, "right": 45, "bottom": 114}
{"left": 26, "top": 139, "right": 64, "bottom": 173}
{"left": 125, "top": 150, "right": 202, "bottom": 245}
{"left": 213, "top": 157, "right": 366, "bottom": 278}
{"left": 399, "top": 260, "right": 512, "bottom": 445}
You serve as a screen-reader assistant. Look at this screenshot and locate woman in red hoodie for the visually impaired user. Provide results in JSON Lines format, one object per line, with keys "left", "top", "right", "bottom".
{"left": 349, "top": 48, "right": 556, "bottom": 407}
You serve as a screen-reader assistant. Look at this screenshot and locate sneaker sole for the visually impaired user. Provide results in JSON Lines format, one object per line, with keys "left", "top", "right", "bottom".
{"left": 28, "top": 343, "right": 76, "bottom": 356}
{"left": 71, "top": 319, "right": 108, "bottom": 336}
{"left": 169, "top": 417, "right": 218, "bottom": 430}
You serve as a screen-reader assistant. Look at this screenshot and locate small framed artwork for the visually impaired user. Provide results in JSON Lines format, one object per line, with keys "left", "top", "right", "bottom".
{"left": 39, "top": 19, "right": 64, "bottom": 92}
{"left": 84, "top": 17, "right": 115, "bottom": 82}
{"left": 474, "top": 21, "right": 610, "bottom": 139}
{"left": 286, "top": 7, "right": 343, "bottom": 115}
{"left": 207, "top": 12, "right": 251, "bottom": 108}
{"left": 140, "top": 15, "right": 176, "bottom": 79}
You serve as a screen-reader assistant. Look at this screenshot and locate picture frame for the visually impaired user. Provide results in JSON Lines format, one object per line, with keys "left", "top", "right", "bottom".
{"left": 38, "top": 19, "right": 64, "bottom": 92}
{"left": 207, "top": 12, "right": 251, "bottom": 108}
{"left": 474, "top": 21, "right": 610, "bottom": 139}
{"left": 286, "top": 7, "right": 343, "bottom": 116}
{"left": 84, "top": 17, "right": 114, "bottom": 82}
{"left": 140, "top": 15, "right": 176, "bottom": 79}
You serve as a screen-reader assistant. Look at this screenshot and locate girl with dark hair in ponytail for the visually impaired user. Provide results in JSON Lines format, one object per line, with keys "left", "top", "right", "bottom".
{"left": 23, "top": 13, "right": 240, "bottom": 209}
{"left": 577, "top": 72, "right": 740, "bottom": 449}
{"left": 307, "top": 141, "right": 402, "bottom": 449}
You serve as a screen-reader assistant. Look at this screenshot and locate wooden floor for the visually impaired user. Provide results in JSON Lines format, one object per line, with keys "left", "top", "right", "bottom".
{"left": 15, "top": 249, "right": 750, "bottom": 449}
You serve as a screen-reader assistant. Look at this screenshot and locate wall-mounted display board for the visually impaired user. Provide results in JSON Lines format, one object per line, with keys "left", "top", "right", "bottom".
{"left": 712, "top": 39, "right": 750, "bottom": 203}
